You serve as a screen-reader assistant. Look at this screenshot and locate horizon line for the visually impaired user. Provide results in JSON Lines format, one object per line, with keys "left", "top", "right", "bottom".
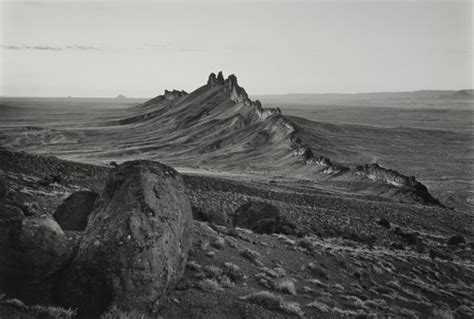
{"left": 1, "top": 88, "right": 472, "bottom": 99}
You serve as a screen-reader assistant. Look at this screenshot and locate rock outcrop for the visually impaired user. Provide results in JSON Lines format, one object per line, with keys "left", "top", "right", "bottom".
{"left": 354, "top": 163, "right": 440, "bottom": 205}
{"left": 137, "top": 89, "right": 188, "bottom": 109}
{"left": 58, "top": 160, "right": 193, "bottom": 317}
{"left": 164, "top": 89, "right": 188, "bottom": 101}
{"left": 53, "top": 191, "right": 98, "bottom": 231}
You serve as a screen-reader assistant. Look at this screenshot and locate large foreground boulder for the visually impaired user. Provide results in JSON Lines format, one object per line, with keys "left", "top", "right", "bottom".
{"left": 233, "top": 202, "right": 296, "bottom": 235}
{"left": 53, "top": 190, "right": 98, "bottom": 231}
{"left": 0, "top": 209, "right": 71, "bottom": 303}
{"left": 58, "top": 160, "right": 193, "bottom": 317}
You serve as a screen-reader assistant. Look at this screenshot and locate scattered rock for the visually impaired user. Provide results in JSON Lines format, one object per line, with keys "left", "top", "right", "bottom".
{"left": 53, "top": 191, "right": 98, "bottom": 231}
{"left": 390, "top": 242, "right": 404, "bottom": 250}
{"left": 429, "top": 249, "right": 452, "bottom": 261}
{"left": 58, "top": 160, "right": 193, "bottom": 317}
{"left": 376, "top": 218, "right": 391, "bottom": 229}
{"left": 38, "top": 174, "right": 62, "bottom": 187}
{"left": 0, "top": 176, "right": 8, "bottom": 201}
{"left": 233, "top": 201, "right": 294, "bottom": 234}
{"left": 192, "top": 206, "right": 228, "bottom": 226}
{"left": 447, "top": 235, "right": 465, "bottom": 246}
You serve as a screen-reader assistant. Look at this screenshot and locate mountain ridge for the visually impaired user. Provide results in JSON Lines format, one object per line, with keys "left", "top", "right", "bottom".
{"left": 114, "top": 72, "right": 440, "bottom": 205}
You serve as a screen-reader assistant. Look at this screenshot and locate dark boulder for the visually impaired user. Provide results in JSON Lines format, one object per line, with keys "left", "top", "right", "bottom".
{"left": 17, "top": 216, "right": 71, "bottom": 279}
{"left": 233, "top": 202, "right": 295, "bottom": 235}
{"left": 0, "top": 176, "right": 7, "bottom": 201}
{"left": 38, "top": 174, "right": 62, "bottom": 187}
{"left": 376, "top": 218, "right": 391, "bottom": 229}
{"left": 0, "top": 210, "right": 71, "bottom": 304}
{"left": 58, "top": 160, "right": 193, "bottom": 317}
{"left": 447, "top": 234, "right": 466, "bottom": 246}
{"left": 192, "top": 206, "right": 228, "bottom": 226}
{"left": 53, "top": 191, "right": 98, "bottom": 231}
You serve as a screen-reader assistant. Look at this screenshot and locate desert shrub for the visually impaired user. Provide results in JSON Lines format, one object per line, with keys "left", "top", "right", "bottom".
{"left": 394, "top": 228, "right": 420, "bottom": 246}
{"left": 273, "top": 266, "right": 287, "bottom": 277}
{"left": 218, "top": 274, "right": 235, "bottom": 288}
{"left": 447, "top": 234, "right": 465, "bottom": 246}
{"left": 211, "top": 236, "right": 225, "bottom": 250}
{"left": 307, "top": 262, "right": 328, "bottom": 279}
{"left": 186, "top": 260, "right": 201, "bottom": 271}
{"left": 4, "top": 298, "right": 26, "bottom": 309}
{"left": 429, "top": 249, "right": 452, "bottom": 261}
{"left": 390, "top": 242, "right": 404, "bottom": 250}
{"left": 298, "top": 237, "right": 315, "bottom": 250}
{"left": 342, "top": 232, "right": 375, "bottom": 246}
{"left": 241, "top": 248, "right": 260, "bottom": 262}
{"left": 241, "top": 291, "right": 281, "bottom": 310}
{"left": 224, "top": 262, "right": 244, "bottom": 282}
{"left": 272, "top": 278, "right": 297, "bottom": 295}
{"left": 203, "top": 265, "right": 223, "bottom": 278}
{"left": 30, "top": 305, "right": 77, "bottom": 319}
{"left": 226, "top": 228, "right": 240, "bottom": 238}
{"left": 280, "top": 301, "right": 304, "bottom": 317}
{"left": 241, "top": 291, "right": 303, "bottom": 317}
{"left": 2, "top": 298, "right": 76, "bottom": 319}
{"left": 101, "top": 305, "right": 146, "bottom": 319}
{"left": 261, "top": 267, "right": 279, "bottom": 278}
{"left": 197, "top": 279, "right": 223, "bottom": 292}
{"left": 307, "top": 300, "right": 330, "bottom": 312}
{"left": 38, "top": 174, "right": 62, "bottom": 186}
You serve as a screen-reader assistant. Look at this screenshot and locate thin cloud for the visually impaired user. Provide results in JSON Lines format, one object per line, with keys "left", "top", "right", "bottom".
{"left": 0, "top": 45, "right": 99, "bottom": 51}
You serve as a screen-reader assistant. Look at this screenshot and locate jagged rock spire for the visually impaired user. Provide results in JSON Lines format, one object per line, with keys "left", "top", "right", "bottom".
{"left": 207, "top": 73, "right": 217, "bottom": 87}
{"left": 216, "top": 71, "right": 225, "bottom": 84}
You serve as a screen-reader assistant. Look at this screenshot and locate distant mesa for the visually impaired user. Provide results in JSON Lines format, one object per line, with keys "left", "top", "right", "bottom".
{"left": 452, "top": 89, "right": 473, "bottom": 99}
{"left": 115, "top": 94, "right": 128, "bottom": 99}
{"left": 440, "top": 89, "right": 473, "bottom": 100}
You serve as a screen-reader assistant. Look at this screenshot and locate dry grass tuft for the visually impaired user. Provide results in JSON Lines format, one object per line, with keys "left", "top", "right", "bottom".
{"left": 101, "top": 305, "right": 146, "bottom": 319}
{"left": 240, "top": 291, "right": 304, "bottom": 317}
{"left": 197, "top": 278, "right": 223, "bottom": 292}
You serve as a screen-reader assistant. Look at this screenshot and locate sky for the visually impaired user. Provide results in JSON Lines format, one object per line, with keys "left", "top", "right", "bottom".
{"left": 0, "top": 0, "right": 472, "bottom": 97}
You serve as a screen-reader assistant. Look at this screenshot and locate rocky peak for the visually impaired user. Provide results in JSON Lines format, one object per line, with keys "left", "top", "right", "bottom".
{"left": 207, "top": 73, "right": 217, "bottom": 87}
{"left": 224, "top": 74, "right": 250, "bottom": 104}
{"left": 164, "top": 89, "right": 187, "bottom": 101}
{"left": 216, "top": 71, "right": 225, "bottom": 84}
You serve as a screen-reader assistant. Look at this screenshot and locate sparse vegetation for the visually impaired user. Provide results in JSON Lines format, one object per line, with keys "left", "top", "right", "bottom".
{"left": 272, "top": 277, "right": 297, "bottom": 295}
{"left": 240, "top": 291, "right": 304, "bottom": 317}
{"left": 101, "top": 305, "right": 146, "bottom": 319}
{"left": 197, "top": 279, "right": 223, "bottom": 292}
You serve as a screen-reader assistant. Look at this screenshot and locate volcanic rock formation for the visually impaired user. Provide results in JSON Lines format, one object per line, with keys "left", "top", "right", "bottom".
{"left": 113, "top": 71, "right": 440, "bottom": 205}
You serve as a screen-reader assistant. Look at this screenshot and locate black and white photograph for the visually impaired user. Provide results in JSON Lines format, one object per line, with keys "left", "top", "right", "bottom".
{"left": 0, "top": 0, "right": 472, "bottom": 318}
